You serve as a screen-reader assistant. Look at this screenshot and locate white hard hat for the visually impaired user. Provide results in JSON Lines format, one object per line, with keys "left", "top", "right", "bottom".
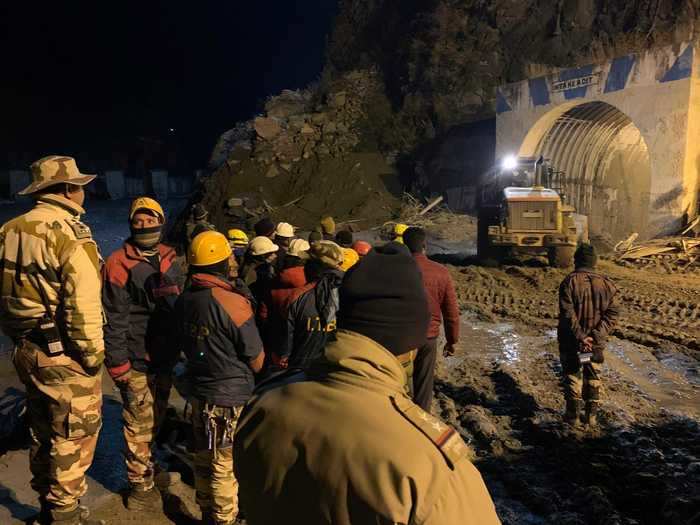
{"left": 249, "top": 236, "right": 280, "bottom": 256}
{"left": 287, "top": 238, "right": 311, "bottom": 258}
{"left": 275, "top": 222, "right": 295, "bottom": 238}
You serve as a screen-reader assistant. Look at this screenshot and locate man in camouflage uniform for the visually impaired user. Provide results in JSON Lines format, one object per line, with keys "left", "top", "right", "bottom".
{"left": 0, "top": 156, "right": 105, "bottom": 525}
{"left": 558, "top": 243, "right": 619, "bottom": 427}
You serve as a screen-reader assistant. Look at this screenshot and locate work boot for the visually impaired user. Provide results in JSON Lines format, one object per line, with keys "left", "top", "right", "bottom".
{"left": 126, "top": 483, "right": 162, "bottom": 512}
{"left": 201, "top": 510, "right": 236, "bottom": 525}
{"left": 563, "top": 399, "right": 582, "bottom": 427}
{"left": 582, "top": 400, "right": 600, "bottom": 427}
{"left": 48, "top": 505, "right": 106, "bottom": 525}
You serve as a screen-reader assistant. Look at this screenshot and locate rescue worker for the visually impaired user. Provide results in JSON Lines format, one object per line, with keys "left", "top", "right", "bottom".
{"left": 335, "top": 230, "right": 359, "bottom": 271}
{"left": 176, "top": 231, "right": 265, "bottom": 525}
{"left": 308, "top": 230, "right": 323, "bottom": 243}
{"left": 0, "top": 156, "right": 105, "bottom": 525}
{"left": 239, "top": 236, "right": 279, "bottom": 302}
{"left": 318, "top": 215, "right": 335, "bottom": 240}
{"left": 253, "top": 217, "right": 275, "bottom": 239}
{"left": 404, "top": 227, "right": 460, "bottom": 412}
{"left": 186, "top": 203, "right": 216, "bottom": 241}
{"left": 102, "top": 197, "right": 183, "bottom": 510}
{"left": 352, "top": 240, "right": 372, "bottom": 258}
{"left": 234, "top": 243, "right": 500, "bottom": 525}
{"left": 267, "top": 240, "right": 344, "bottom": 371}
{"left": 558, "top": 243, "right": 619, "bottom": 427}
{"left": 226, "top": 228, "right": 249, "bottom": 265}
{"left": 281, "top": 238, "right": 310, "bottom": 270}
{"left": 393, "top": 223, "right": 409, "bottom": 244}
{"left": 273, "top": 222, "right": 295, "bottom": 269}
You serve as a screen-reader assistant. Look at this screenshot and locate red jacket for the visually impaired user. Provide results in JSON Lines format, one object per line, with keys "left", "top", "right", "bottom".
{"left": 413, "top": 253, "right": 460, "bottom": 344}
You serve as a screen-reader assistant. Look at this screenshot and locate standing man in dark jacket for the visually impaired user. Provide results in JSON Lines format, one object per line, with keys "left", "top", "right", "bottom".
{"left": 404, "top": 227, "right": 460, "bottom": 412}
{"left": 176, "top": 231, "right": 265, "bottom": 525}
{"left": 268, "top": 240, "right": 344, "bottom": 371}
{"left": 102, "top": 197, "right": 183, "bottom": 510}
{"left": 558, "top": 243, "right": 619, "bottom": 427}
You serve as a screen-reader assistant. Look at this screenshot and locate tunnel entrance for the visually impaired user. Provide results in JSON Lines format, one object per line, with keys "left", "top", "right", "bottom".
{"left": 524, "top": 101, "right": 651, "bottom": 240}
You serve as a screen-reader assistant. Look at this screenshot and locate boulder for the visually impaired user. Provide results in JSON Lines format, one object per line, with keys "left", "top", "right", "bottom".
{"left": 254, "top": 117, "right": 282, "bottom": 140}
{"left": 300, "top": 123, "right": 315, "bottom": 135}
{"left": 330, "top": 91, "right": 347, "bottom": 108}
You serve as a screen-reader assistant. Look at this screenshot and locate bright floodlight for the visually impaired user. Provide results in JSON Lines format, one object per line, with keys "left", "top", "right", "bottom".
{"left": 501, "top": 155, "right": 517, "bottom": 170}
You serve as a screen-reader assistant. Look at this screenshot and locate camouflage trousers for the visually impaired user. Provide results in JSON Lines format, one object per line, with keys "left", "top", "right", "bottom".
{"left": 115, "top": 369, "right": 171, "bottom": 488}
{"left": 559, "top": 348, "right": 602, "bottom": 402}
{"left": 12, "top": 340, "right": 102, "bottom": 512}
{"left": 190, "top": 398, "right": 243, "bottom": 524}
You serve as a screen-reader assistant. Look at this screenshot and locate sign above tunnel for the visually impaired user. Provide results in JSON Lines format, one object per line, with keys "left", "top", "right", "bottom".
{"left": 551, "top": 74, "right": 599, "bottom": 93}
{"left": 497, "top": 43, "right": 694, "bottom": 113}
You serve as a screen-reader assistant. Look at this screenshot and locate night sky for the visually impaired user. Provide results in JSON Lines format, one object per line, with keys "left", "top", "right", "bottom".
{"left": 0, "top": 1, "right": 337, "bottom": 169}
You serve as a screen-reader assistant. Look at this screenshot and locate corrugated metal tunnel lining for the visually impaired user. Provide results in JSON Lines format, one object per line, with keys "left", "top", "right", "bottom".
{"left": 535, "top": 101, "right": 651, "bottom": 240}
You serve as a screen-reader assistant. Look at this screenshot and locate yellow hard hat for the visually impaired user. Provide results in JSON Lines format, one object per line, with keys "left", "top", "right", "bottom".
{"left": 393, "top": 223, "right": 409, "bottom": 236}
{"left": 129, "top": 197, "right": 165, "bottom": 223}
{"left": 190, "top": 231, "right": 233, "bottom": 266}
{"left": 227, "top": 228, "right": 249, "bottom": 247}
{"left": 320, "top": 216, "right": 336, "bottom": 235}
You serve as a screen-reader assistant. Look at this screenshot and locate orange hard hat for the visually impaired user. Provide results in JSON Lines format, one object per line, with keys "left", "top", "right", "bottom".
{"left": 352, "top": 240, "right": 371, "bottom": 256}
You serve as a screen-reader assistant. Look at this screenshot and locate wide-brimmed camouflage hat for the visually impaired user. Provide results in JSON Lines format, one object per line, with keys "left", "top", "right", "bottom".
{"left": 18, "top": 156, "right": 96, "bottom": 196}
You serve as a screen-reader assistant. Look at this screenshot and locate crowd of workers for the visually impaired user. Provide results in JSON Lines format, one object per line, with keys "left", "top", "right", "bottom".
{"left": 0, "top": 156, "right": 619, "bottom": 525}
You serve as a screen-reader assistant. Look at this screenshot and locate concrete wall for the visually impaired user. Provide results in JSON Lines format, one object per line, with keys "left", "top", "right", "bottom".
{"left": 496, "top": 42, "right": 699, "bottom": 238}
{"left": 150, "top": 170, "right": 169, "bottom": 200}
{"left": 104, "top": 170, "right": 126, "bottom": 200}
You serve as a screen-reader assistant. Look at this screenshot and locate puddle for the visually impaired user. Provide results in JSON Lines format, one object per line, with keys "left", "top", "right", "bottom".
{"left": 451, "top": 314, "right": 551, "bottom": 366}
{"left": 451, "top": 313, "right": 700, "bottom": 418}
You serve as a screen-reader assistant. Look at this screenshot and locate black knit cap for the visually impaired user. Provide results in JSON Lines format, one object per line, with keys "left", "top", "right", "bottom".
{"left": 338, "top": 241, "right": 429, "bottom": 355}
{"left": 574, "top": 243, "right": 597, "bottom": 269}
{"left": 335, "top": 230, "right": 353, "bottom": 248}
{"left": 254, "top": 217, "right": 275, "bottom": 237}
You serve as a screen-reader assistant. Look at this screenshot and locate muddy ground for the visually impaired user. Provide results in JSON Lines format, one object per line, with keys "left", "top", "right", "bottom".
{"left": 434, "top": 256, "right": 700, "bottom": 525}
{"left": 1, "top": 219, "right": 699, "bottom": 523}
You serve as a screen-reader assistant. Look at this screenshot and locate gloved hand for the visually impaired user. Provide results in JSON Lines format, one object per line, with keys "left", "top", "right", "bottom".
{"left": 108, "top": 361, "right": 132, "bottom": 382}
{"left": 83, "top": 364, "right": 102, "bottom": 376}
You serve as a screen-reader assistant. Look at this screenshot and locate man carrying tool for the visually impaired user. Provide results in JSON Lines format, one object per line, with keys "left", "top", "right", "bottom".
{"left": 176, "top": 231, "right": 265, "bottom": 525}
{"left": 558, "top": 243, "right": 619, "bottom": 427}
{"left": 404, "top": 227, "right": 460, "bottom": 412}
{"left": 102, "top": 197, "right": 183, "bottom": 511}
{"left": 0, "top": 156, "right": 105, "bottom": 525}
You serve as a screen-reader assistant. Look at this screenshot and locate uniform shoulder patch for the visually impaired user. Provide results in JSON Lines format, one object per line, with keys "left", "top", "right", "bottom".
{"left": 391, "top": 395, "right": 471, "bottom": 469}
{"left": 65, "top": 219, "right": 92, "bottom": 240}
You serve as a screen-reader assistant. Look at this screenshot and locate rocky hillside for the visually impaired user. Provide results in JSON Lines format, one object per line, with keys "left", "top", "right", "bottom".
{"left": 327, "top": 0, "right": 698, "bottom": 144}
{"left": 195, "top": 1, "right": 699, "bottom": 234}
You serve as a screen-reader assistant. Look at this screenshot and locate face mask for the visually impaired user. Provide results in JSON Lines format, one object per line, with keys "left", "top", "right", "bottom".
{"left": 130, "top": 225, "right": 162, "bottom": 250}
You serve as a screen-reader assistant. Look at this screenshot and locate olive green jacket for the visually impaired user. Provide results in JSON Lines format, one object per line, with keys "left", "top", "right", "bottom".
{"left": 234, "top": 329, "right": 501, "bottom": 525}
{"left": 0, "top": 194, "right": 104, "bottom": 368}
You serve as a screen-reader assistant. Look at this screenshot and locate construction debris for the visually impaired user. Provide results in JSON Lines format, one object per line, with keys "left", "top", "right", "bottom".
{"left": 378, "top": 193, "right": 477, "bottom": 242}
{"left": 615, "top": 233, "right": 700, "bottom": 272}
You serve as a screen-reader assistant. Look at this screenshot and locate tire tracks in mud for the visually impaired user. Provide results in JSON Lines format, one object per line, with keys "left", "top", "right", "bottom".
{"left": 449, "top": 262, "right": 700, "bottom": 360}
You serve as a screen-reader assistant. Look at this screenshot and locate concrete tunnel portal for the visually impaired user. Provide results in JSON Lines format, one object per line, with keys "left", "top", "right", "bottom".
{"left": 520, "top": 101, "right": 651, "bottom": 241}
{"left": 496, "top": 41, "right": 700, "bottom": 241}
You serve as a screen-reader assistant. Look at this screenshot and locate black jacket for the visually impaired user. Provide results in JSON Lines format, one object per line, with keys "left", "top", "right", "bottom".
{"left": 175, "top": 273, "right": 264, "bottom": 407}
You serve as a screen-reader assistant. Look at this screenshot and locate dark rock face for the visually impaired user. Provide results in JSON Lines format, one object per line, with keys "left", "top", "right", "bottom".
{"left": 327, "top": 0, "right": 698, "bottom": 140}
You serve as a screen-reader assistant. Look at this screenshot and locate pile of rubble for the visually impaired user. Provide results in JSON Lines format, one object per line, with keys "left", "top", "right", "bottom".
{"left": 614, "top": 220, "right": 700, "bottom": 273}
{"left": 210, "top": 69, "right": 383, "bottom": 173}
{"left": 198, "top": 69, "right": 402, "bottom": 232}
